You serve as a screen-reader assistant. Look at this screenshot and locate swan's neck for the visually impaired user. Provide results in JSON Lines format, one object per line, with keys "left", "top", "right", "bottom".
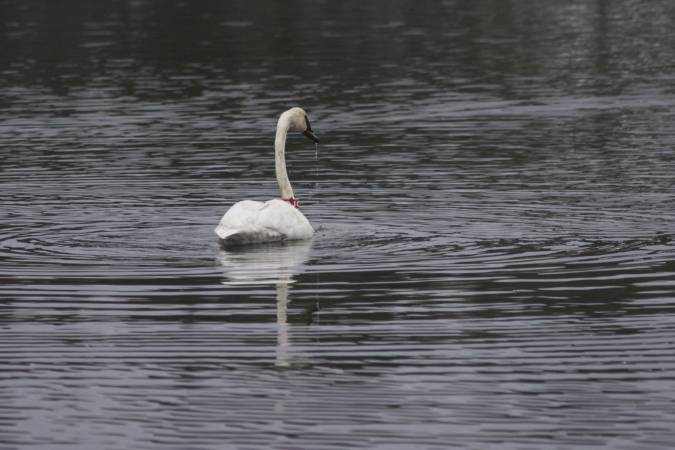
{"left": 274, "top": 118, "right": 295, "bottom": 200}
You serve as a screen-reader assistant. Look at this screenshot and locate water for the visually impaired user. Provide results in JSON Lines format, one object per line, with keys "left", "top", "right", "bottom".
{"left": 2, "top": 1, "right": 675, "bottom": 448}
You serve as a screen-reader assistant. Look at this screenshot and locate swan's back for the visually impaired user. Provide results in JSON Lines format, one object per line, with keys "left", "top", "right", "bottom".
{"left": 215, "top": 199, "right": 314, "bottom": 244}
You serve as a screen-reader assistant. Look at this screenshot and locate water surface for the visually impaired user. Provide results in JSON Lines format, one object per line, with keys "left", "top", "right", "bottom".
{"left": 2, "top": 1, "right": 675, "bottom": 449}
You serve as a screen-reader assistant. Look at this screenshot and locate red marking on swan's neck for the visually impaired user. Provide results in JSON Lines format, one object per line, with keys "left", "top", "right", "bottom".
{"left": 282, "top": 198, "right": 301, "bottom": 208}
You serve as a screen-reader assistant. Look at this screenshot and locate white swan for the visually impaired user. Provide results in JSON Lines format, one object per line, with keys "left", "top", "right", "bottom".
{"left": 215, "top": 107, "right": 319, "bottom": 244}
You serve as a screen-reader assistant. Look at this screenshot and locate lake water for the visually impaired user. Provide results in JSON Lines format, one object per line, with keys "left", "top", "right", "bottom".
{"left": 2, "top": 1, "right": 675, "bottom": 449}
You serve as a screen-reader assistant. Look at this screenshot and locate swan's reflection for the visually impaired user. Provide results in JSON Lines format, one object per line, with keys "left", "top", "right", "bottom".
{"left": 217, "top": 240, "right": 313, "bottom": 367}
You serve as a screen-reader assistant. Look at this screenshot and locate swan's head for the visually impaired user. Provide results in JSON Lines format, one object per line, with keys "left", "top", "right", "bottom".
{"left": 280, "top": 107, "right": 319, "bottom": 144}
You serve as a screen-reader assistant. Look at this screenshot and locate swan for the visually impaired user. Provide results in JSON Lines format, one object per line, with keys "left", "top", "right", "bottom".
{"left": 215, "top": 107, "right": 319, "bottom": 244}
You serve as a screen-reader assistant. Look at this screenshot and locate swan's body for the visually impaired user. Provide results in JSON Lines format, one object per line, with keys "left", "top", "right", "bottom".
{"left": 216, "top": 199, "right": 313, "bottom": 243}
{"left": 215, "top": 107, "right": 319, "bottom": 245}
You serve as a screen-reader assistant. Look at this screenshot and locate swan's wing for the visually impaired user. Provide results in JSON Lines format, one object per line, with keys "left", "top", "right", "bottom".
{"left": 217, "top": 200, "right": 264, "bottom": 229}
{"left": 215, "top": 200, "right": 287, "bottom": 243}
{"left": 258, "top": 200, "right": 314, "bottom": 240}
{"left": 216, "top": 200, "right": 282, "bottom": 242}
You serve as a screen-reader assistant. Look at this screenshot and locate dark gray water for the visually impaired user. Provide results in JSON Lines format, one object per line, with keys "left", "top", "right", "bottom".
{"left": 2, "top": 1, "right": 675, "bottom": 448}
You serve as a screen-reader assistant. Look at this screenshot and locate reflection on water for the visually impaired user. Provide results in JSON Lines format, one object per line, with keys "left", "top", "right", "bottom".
{"left": 2, "top": 0, "right": 675, "bottom": 449}
{"left": 218, "top": 241, "right": 313, "bottom": 367}
{"left": 217, "top": 241, "right": 311, "bottom": 285}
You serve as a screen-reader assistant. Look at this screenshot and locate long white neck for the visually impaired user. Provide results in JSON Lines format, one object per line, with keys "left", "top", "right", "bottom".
{"left": 274, "top": 116, "right": 294, "bottom": 199}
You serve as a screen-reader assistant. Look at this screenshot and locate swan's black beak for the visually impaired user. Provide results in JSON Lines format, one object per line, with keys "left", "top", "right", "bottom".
{"left": 303, "top": 116, "right": 320, "bottom": 143}
{"left": 303, "top": 129, "right": 319, "bottom": 143}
